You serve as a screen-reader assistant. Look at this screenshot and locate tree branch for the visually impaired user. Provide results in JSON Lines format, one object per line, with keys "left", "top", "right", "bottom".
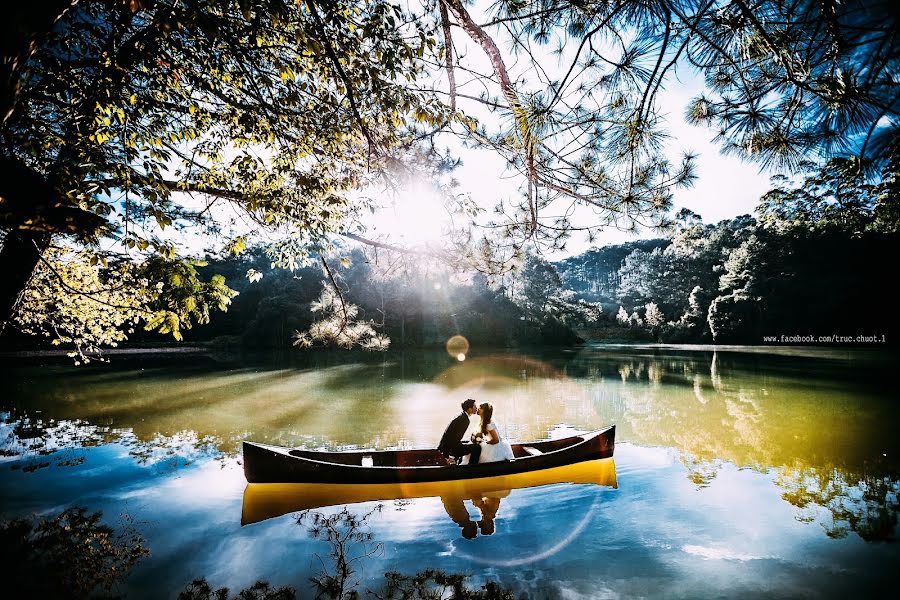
{"left": 307, "top": 0, "right": 379, "bottom": 155}
{"left": 320, "top": 255, "right": 349, "bottom": 338}
{"left": 438, "top": 1, "right": 457, "bottom": 112}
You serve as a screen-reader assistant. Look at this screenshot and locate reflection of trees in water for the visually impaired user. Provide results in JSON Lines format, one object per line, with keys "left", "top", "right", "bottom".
{"left": 121, "top": 431, "right": 223, "bottom": 469}
{"left": 679, "top": 454, "right": 723, "bottom": 488}
{"left": 297, "top": 506, "right": 385, "bottom": 600}
{"left": 2, "top": 504, "right": 519, "bottom": 599}
{"left": 777, "top": 465, "right": 900, "bottom": 542}
{"left": 178, "top": 579, "right": 295, "bottom": 600}
{"left": 1, "top": 410, "right": 228, "bottom": 473}
{"left": 0, "top": 508, "right": 148, "bottom": 599}
{"left": 297, "top": 506, "right": 517, "bottom": 599}
{"left": 572, "top": 349, "right": 900, "bottom": 541}
{"left": 4, "top": 350, "right": 897, "bottom": 542}
{"left": 3, "top": 413, "right": 116, "bottom": 472}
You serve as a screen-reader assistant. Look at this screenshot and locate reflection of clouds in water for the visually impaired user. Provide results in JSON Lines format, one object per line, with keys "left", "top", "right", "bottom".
{"left": 5, "top": 349, "right": 898, "bottom": 545}
{"left": 682, "top": 544, "right": 775, "bottom": 561}
{"left": 145, "top": 459, "right": 244, "bottom": 504}
{"left": 0, "top": 413, "right": 226, "bottom": 474}
{"left": 2, "top": 415, "right": 116, "bottom": 472}
{"left": 122, "top": 430, "right": 222, "bottom": 469}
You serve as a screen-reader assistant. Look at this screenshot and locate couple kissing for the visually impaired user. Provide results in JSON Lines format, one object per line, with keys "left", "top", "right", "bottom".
{"left": 437, "top": 398, "right": 515, "bottom": 465}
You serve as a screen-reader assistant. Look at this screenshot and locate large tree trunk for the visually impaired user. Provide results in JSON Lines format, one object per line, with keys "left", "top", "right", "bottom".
{"left": 1, "top": 2, "right": 81, "bottom": 335}
{"left": 0, "top": 228, "right": 51, "bottom": 334}
{"left": 0, "top": 155, "right": 104, "bottom": 335}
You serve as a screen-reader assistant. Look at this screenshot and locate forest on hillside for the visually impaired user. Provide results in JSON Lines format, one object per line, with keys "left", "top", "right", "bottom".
{"left": 560, "top": 158, "right": 899, "bottom": 344}
{"left": 196, "top": 156, "right": 900, "bottom": 348}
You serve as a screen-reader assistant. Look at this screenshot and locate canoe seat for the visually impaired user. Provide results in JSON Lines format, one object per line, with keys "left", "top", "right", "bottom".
{"left": 522, "top": 446, "right": 543, "bottom": 456}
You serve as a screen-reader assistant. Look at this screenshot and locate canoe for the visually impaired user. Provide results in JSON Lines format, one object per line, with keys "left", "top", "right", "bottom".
{"left": 241, "top": 456, "right": 617, "bottom": 525}
{"left": 242, "top": 425, "right": 614, "bottom": 484}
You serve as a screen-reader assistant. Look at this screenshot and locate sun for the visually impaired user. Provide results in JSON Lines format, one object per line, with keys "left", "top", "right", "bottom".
{"left": 371, "top": 181, "right": 448, "bottom": 245}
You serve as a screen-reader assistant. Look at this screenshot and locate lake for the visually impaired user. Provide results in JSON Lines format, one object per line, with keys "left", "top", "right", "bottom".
{"left": 1, "top": 345, "right": 898, "bottom": 598}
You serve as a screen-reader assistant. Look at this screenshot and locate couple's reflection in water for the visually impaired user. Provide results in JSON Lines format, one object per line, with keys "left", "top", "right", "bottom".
{"left": 442, "top": 492, "right": 505, "bottom": 539}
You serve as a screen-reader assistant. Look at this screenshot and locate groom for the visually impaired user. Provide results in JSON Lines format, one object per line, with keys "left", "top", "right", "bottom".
{"left": 438, "top": 398, "right": 482, "bottom": 465}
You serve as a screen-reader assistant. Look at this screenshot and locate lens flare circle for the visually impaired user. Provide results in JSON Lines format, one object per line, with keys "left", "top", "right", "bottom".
{"left": 448, "top": 487, "right": 605, "bottom": 566}
{"left": 445, "top": 335, "right": 470, "bottom": 359}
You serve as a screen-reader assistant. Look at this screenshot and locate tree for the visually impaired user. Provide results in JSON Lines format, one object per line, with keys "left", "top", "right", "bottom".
{"left": 644, "top": 302, "right": 664, "bottom": 329}
{"left": 678, "top": 284, "right": 710, "bottom": 335}
{"left": 517, "top": 254, "right": 561, "bottom": 318}
{"left": 628, "top": 310, "right": 643, "bottom": 327}
{"left": 5, "top": 0, "right": 899, "bottom": 353}
{"left": 11, "top": 247, "right": 238, "bottom": 356}
{"left": 682, "top": 0, "right": 899, "bottom": 173}
{"left": 707, "top": 291, "right": 759, "bottom": 342}
{"left": 293, "top": 285, "right": 390, "bottom": 351}
{"left": 1, "top": 0, "right": 444, "bottom": 335}
{"left": 555, "top": 239, "right": 670, "bottom": 304}
{"left": 758, "top": 159, "right": 876, "bottom": 232}
{"left": 436, "top": 0, "right": 897, "bottom": 253}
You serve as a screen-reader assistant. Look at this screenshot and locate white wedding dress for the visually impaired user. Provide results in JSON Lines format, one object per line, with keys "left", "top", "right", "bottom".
{"left": 476, "top": 422, "right": 515, "bottom": 463}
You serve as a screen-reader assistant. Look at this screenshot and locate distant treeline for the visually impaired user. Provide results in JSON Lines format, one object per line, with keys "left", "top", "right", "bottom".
{"left": 170, "top": 250, "right": 589, "bottom": 350}
{"left": 558, "top": 158, "right": 900, "bottom": 344}
{"left": 130, "top": 157, "right": 900, "bottom": 349}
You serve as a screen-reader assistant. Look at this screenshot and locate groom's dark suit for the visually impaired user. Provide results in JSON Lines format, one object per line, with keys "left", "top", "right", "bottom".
{"left": 438, "top": 411, "right": 481, "bottom": 464}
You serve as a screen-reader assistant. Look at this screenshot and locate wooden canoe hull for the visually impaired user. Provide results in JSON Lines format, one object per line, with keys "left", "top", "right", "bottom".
{"left": 242, "top": 425, "right": 615, "bottom": 484}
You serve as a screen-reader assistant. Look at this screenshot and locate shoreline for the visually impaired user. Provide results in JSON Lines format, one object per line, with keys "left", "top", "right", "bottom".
{"left": 0, "top": 342, "right": 894, "bottom": 361}
{"left": 0, "top": 345, "right": 208, "bottom": 358}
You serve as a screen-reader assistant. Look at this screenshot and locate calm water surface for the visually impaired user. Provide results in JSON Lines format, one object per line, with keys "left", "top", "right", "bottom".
{"left": 1, "top": 346, "right": 898, "bottom": 598}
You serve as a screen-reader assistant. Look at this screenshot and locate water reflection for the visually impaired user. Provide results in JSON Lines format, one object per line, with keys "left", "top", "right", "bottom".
{"left": 2, "top": 347, "right": 898, "bottom": 544}
{"left": 241, "top": 458, "right": 618, "bottom": 526}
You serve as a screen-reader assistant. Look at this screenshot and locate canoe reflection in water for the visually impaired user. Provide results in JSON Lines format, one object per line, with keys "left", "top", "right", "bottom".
{"left": 241, "top": 458, "right": 617, "bottom": 531}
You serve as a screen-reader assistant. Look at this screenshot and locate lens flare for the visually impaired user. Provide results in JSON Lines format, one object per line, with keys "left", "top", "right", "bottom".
{"left": 445, "top": 335, "right": 470, "bottom": 359}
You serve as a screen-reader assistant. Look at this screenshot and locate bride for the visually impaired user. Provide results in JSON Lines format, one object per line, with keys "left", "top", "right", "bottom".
{"left": 470, "top": 402, "right": 515, "bottom": 463}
